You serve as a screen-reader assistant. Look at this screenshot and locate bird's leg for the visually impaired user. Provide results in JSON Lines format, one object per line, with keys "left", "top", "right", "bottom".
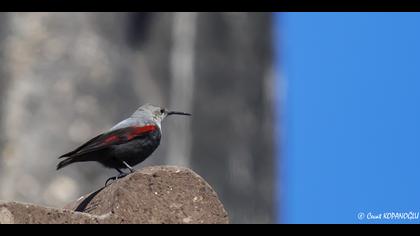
{"left": 122, "top": 161, "right": 135, "bottom": 173}
{"left": 105, "top": 159, "right": 135, "bottom": 186}
{"left": 105, "top": 168, "right": 129, "bottom": 186}
{"left": 115, "top": 168, "right": 130, "bottom": 178}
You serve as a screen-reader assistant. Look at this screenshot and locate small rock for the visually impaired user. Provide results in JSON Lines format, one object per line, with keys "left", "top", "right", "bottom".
{"left": 0, "top": 207, "right": 14, "bottom": 224}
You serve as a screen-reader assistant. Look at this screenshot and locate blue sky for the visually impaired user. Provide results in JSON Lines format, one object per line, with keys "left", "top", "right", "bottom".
{"left": 276, "top": 13, "right": 420, "bottom": 223}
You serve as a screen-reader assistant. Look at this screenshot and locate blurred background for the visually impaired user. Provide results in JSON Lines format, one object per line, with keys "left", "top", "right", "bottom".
{"left": 0, "top": 12, "right": 274, "bottom": 224}
{"left": 1, "top": 12, "right": 420, "bottom": 224}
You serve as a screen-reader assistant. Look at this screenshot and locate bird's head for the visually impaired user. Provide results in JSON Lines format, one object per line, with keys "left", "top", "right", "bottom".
{"left": 132, "top": 103, "right": 191, "bottom": 125}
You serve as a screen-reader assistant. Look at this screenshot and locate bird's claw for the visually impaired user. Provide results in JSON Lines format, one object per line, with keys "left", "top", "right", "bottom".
{"left": 105, "top": 173, "right": 129, "bottom": 186}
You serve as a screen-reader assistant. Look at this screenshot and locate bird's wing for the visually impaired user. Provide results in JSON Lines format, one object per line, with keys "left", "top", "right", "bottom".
{"left": 59, "top": 125, "right": 158, "bottom": 158}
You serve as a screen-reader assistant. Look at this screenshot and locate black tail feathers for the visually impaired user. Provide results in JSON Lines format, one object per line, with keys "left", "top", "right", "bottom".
{"left": 56, "top": 157, "right": 75, "bottom": 170}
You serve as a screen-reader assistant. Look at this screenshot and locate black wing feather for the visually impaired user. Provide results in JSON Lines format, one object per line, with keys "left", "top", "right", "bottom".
{"left": 58, "top": 126, "right": 157, "bottom": 159}
{"left": 58, "top": 133, "right": 105, "bottom": 158}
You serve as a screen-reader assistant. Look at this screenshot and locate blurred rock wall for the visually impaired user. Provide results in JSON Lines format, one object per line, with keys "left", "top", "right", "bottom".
{"left": 0, "top": 12, "right": 274, "bottom": 223}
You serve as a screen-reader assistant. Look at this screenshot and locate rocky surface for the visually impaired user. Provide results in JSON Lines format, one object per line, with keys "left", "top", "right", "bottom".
{"left": 0, "top": 166, "right": 228, "bottom": 224}
{"left": 0, "top": 201, "right": 120, "bottom": 224}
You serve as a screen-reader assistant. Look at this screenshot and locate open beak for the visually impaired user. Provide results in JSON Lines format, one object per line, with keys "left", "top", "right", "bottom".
{"left": 167, "top": 111, "right": 192, "bottom": 116}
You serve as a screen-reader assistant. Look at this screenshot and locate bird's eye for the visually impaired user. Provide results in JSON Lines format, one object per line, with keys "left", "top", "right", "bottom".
{"left": 160, "top": 109, "right": 165, "bottom": 114}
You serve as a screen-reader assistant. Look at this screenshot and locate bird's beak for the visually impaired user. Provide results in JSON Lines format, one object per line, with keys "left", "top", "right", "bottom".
{"left": 167, "top": 111, "right": 192, "bottom": 116}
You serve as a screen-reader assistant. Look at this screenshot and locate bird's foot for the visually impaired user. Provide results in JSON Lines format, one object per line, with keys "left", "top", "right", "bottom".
{"left": 105, "top": 173, "right": 129, "bottom": 186}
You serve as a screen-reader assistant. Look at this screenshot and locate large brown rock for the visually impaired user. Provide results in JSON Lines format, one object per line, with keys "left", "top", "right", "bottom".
{"left": 0, "top": 166, "right": 228, "bottom": 224}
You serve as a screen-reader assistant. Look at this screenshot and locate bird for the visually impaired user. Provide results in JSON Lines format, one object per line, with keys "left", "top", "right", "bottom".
{"left": 57, "top": 103, "right": 191, "bottom": 185}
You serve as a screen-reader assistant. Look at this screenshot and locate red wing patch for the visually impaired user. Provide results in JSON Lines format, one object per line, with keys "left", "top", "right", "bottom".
{"left": 104, "top": 135, "right": 119, "bottom": 144}
{"left": 126, "top": 125, "right": 157, "bottom": 140}
{"left": 62, "top": 125, "right": 159, "bottom": 158}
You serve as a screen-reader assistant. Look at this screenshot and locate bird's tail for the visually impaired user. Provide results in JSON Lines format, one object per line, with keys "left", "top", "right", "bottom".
{"left": 56, "top": 157, "right": 76, "bottom": 170}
